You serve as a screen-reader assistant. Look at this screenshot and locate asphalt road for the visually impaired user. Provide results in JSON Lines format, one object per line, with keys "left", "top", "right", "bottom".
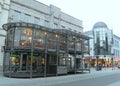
{"left": 48, "top": 73, "right": 120, "bottom": 86}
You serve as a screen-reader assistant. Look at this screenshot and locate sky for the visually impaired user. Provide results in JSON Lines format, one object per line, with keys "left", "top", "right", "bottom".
{"left": 36, "top": 0, "right": 120, "bottom": 36}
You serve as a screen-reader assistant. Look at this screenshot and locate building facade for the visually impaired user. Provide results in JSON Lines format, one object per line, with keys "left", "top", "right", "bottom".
{"left": 112, "top": 35, "right": 120, "bottom": 58}
{"left": 92, "top": 22, "right": 113, "bottom": 59}
{"left": 3, "top": 22, "right": 90, "bottom": 78}
{"left": 9, "top": 0, "right": 83, "bottom": 32}
{"left": 0, "top": 0, "right": 10, "bottom": 71}
{"left": 0, "top": 0, "right": 84, "bottom": 71}
{"left": 0, "top": 0, "right": 91, "bottom": 78}
{"left": 85, "top": 21, "right": 120, "bottom": 67}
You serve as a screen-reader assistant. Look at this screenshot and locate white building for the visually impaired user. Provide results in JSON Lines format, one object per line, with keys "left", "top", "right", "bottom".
{"left": 9, "top": 0, "right": 83, "bottom": 32}
{"left": 0, "top": 0, "right": 84, "bottom": 71}
{"left": 112, "top": 35, "right": 120, "bottom": 58}
{"left": 0, "top": 0, "right": 10, "bottom": 71}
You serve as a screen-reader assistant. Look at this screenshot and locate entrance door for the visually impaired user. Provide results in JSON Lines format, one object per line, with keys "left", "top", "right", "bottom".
{"left": 22, "top": 54, "right": 27, "bottom": 70}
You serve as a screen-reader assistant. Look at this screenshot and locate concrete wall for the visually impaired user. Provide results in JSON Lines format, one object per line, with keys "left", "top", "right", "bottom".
{"left": 0, "top": 0, "right": 10, "bottom": 71}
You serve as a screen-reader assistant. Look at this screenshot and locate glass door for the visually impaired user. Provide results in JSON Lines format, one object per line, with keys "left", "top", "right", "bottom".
{"left": 21, "top": 54, "right": 28, "bottom": 70}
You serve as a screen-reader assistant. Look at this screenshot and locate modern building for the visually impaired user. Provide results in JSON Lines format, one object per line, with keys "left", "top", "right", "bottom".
{"left": 1, "top": 0, "right": 91, "bottom": 77}
{"left": 0, "top": 0, "right": 10, "bottom": 71}
{"left": 85, "top": 21, "right": 120, "bottom": 67}
{"left": 93, "top": 22, "right": 113, "bottom": 59}
{"left": 3, "top": 22, "right": 90, "bottom": 78}
{"left": 0, "top": 0, "right": 85, "bottom": 72}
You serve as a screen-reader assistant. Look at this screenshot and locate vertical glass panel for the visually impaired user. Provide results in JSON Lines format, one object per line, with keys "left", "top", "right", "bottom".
{"left": 84, "top": 40, "right": 89, "bottom": 52}
{"left": 14, "top": 27, "right": 21, "bottom": 46}
{"left": 7, "top": 28, "right": 14, "bottom": 46}
{"left": 20, "top": 28, "right": 32, "bottom": 47}
{"left": 10, "top": 53, "right": 20, "bottom": 71}
{"left": 4, "top": 53, "right": 10, "bottom": 72}
{"left": 33, "top": 29, "right": 46, "bottom": 48}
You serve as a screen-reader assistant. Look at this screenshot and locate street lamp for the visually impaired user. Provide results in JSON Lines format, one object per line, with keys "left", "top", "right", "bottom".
{"left": 44, "top": 31, "right": 48, "bottom": 77}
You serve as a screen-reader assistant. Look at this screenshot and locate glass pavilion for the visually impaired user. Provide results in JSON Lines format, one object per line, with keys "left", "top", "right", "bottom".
{"left": 2, "top": 22, "right": 90, "bottom": 78}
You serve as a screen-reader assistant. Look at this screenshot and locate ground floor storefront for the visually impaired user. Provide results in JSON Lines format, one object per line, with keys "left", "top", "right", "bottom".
{"left": 90, "top": 58, "right": 120, "bottom": 68}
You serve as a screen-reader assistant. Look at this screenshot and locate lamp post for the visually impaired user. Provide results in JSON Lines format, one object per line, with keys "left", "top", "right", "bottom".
{"left": 44, "top": 31, "right": 47, "bottom": 77}
{"left": 56, "top": 34, "right": 59, "bottom": 76}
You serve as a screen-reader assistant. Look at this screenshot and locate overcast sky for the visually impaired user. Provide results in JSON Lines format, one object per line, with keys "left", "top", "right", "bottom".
{"left": 37, "top": 0, "right": 120, "bottom": 36}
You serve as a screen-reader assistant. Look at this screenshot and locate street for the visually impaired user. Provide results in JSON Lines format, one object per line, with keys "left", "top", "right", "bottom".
{"left": 0, "top": 68, "right": 120, "bottom": 86}
{"left": 48, "top": 72, "right": 120, "bottom": 86}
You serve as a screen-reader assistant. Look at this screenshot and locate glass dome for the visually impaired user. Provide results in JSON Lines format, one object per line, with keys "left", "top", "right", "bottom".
{"left": 93, "top": 22, "right": 108, "bottom": 29}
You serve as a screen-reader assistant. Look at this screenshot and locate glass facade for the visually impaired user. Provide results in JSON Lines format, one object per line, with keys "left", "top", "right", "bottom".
{"left": 3, "top": 22, "right": 90, "bottom": 78}
{"left": 93, "top": 23, "right": 113, "bottom": 56}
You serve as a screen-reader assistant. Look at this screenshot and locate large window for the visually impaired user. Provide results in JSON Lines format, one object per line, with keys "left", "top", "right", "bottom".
{"left": 61, "top": 25, "right": 65, "bottom": 29}
{"left": 44, "top": 20, "right": 49, "bottom": 27}
{"left": 13, "top": 10, "right": 21, "bottom": 21}
{"left": 33, "top": 29, "right": 45, "bottom": 48}
{"left": 14, "top": 27, "right": 32, "bottom": 47}
{"left": 7, "top": 29, "right": 14, "bottom": 46}
{"left": 34, "top": 17, "right": 40, "bottom": 25}
{"left": 14, "top": 27, "right": 21, "bottom": 46}
{"left": 20, "top": 28, "right": 32, "bottom": 46}
{"left": 24, "top": 14, "right": 31, "bottom": 23}
{"left": 54, "top": 23, "right": 58, "bottom": 29}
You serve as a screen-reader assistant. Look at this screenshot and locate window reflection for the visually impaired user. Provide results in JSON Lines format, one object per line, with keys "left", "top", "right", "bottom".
{"left": 7, "top": 27, "right": 34, "bottom": 47}
{"left": 20, "top": 28, "right": 32, "bottom": 46}
{"left": 7, "top": 29, "right": 13, "bottom": 46}
{"left": 33, "top": 29, "right": 45, "bottom": 48}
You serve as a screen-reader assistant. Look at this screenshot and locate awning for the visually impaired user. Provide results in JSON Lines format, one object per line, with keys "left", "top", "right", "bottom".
{"left": 114, "top": 57, "right": 120, "bottom": 61}
{"left": 84, "top": 56, "right": 92, "bottom": 60}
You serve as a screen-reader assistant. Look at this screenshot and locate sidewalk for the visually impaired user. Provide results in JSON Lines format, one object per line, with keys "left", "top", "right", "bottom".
{"left": 0, "top": 67, "right": 119, "bottom": 75}
{"left": 0, "top": 68, "right": 120, "bottom": 86}
{"left": 90, "top": 67, "right": 119, "bottom": 73}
